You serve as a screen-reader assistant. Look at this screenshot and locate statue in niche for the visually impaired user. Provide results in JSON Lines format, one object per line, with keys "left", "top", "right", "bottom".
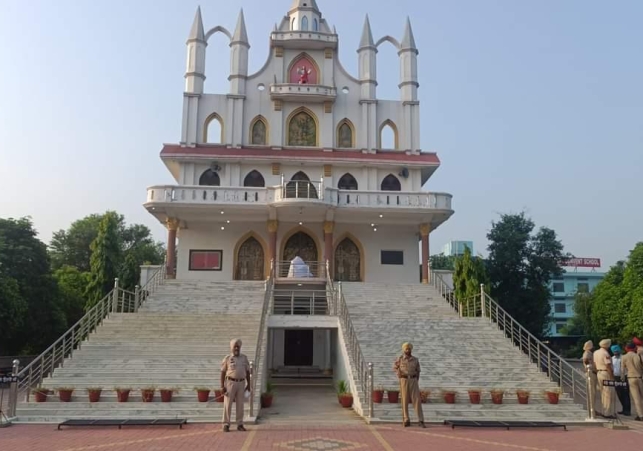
{"left": 288, "top": 112, "right": 316, "bottom": 147}
{"left": 297, "top": 66, "right": 312, "bottom": 84}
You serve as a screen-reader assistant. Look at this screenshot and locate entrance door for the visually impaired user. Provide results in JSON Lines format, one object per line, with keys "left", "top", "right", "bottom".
{"left": 284, "top": 329, "right": 314, "bottom": 366}
{"left": 235, "top": 236, "right": 264, "bottom": 280}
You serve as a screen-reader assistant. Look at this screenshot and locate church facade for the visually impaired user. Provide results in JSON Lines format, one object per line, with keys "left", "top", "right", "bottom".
{"left": 145, "top": 0, "right": 454, "bottom": 284}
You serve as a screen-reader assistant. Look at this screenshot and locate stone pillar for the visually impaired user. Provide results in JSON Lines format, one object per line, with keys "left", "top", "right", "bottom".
{"left": 420, "top": 223, "right": 430, "bottom": 284}
{"left": 323, "top": 221, "right": 334, "bottom": 278}
{"left": 267, "top": 219, "right": 278, "bottom": 269}
{"left": 166, "top": 218, "right": 179, "bottom": 279}
{"left": 324, "top": 329, "right": 332, "bottom": 375}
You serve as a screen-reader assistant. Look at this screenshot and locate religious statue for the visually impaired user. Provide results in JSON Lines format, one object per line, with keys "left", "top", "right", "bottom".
{"left": 297, "top": 66, "right": 312, "bottom": 84}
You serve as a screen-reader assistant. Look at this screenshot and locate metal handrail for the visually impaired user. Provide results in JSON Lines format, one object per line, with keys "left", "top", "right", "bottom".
{"left": 272, "top": 289, "right": 329, "bottom": 315}
{"left": 275, "top": 260, "right": 326, "bottom": 279}
{"left": 429, "top": 269, "right": 587, "bottom": 408}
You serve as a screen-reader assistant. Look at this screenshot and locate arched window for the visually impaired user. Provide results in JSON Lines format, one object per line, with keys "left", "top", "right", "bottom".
{"left": 313, "top": 18, "right": 318, "bottom": 31}
{"left": 199, "top": 169, "right": 220, "bottom": 186}
{"left": 291, "top": 18, "right": 296, "bottom": 30}
{"left": 379, "top": 120, "right": 398, "bottom": 149}
{"left": 381, "top": 174, "right": 401, "bottom": 191}
{"left": 204, "top": 113, "right": 223, "bottom": 144}
{"left": 301, "top": 16, "right": 309, "bottom": 31}
{"left": 337, "top": 120, "right": 354, "bottom": 148}
{"left": 250, "top": 117, "right": 267, "bottom": 145}
{"left": 243, "top": 170, "right": 265, "bottom": 187}
{"left": 287, "top": 109, "right": 317, "bottom": 146}
{"left": 338, "top": 173, "right": 358, "bottom": 190}
{"left": 285, "top": 171, "right": 317, "bottom": 199}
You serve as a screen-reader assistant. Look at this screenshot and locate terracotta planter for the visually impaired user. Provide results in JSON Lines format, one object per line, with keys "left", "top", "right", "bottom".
{"left": 58, "top": 390, "right": 73, "bottom": 402}
{"left": 546, "top": 392, "right": 559, "bottom": 405}
{"left": 214, "top": 389, "right": 224, "bottom": 402}
{"left": 468, "top": 391, "right": 481, "bottom": 404}
{"left": 197, "top": 390, "right": 210, "bottom": 403}
{"left": 491, "top": 392, "right": 504, "bottom": 405}
{"left": 160, "top": 390, "right": 174, "bottom": 402}
{"left": 443, "top": 392, "right": 456, "bottom": 404}
{"left": 141, "top": 389, "right": 155, "bottom": 402}
{"left": 261, "top": 394, "right": 273, "bottom": 408}
{"left": 372, "top": 390, "right": 384, "bottom": 404}
{"left": 117, "top": 390, "right": 130, "bottom": 402}
{"left": 34, "top": 390, "right": 49, "bottom": 403}
{"left": 339, "top": 395, "right": 354, "bottom": 408}
{"left": 88, "top": 390, "right": 102, "bottom": 403}
{"left": 387, "top": 391, "right": 399, "bottom": 403}
{"left": 420, "top": 392, "right": 430, "bottom": 404}
{"left": 517, "top": 392, "right": 529, "bottom": 405}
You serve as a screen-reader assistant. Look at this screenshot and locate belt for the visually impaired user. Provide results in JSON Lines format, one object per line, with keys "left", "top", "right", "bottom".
{"left": 226, "top": 377, "right": 245, "bottom": 382}
{"left": 628, "top": 377, "right": 642, "bottom": 379}
{"left": 399, "top": 375, "right": 418, "bottom": 379}
{"left": 597, "top": 370, "right": 608, "bottom": 372}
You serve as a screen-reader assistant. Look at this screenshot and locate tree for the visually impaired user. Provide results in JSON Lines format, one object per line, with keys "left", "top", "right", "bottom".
{"left": 429, "top": 254, "right": 456, "bottom": 271}
{"left": 486, "top": 212, "right": 570, "bottom": 337}
{"left": 54, "top": 265, "right": 90, "bottom": 326}
{"left": 453, "top": 246, "right": 489, "bottom": 315}
{"left": 85, "top": 212, "right": 121, "bottom": 308}
{"left": 588, "top": 261, "right": 626, "bottom": 341}
{"left": 624, "top": 243, "right": 643, "bottom": 338}
{"left": 49, "top": 214, "right": 104, "bottom": 272}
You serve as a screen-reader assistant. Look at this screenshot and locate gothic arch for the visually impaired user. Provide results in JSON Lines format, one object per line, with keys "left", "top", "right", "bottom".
{"left": 249, "top": 115, "right": 269, "bottom": 145}
{"left": 233, "top": 232, "right": 269, "bottom": 280}
{"left": 375, "top": 35, "right": 401, "bottom": 50}
{"left": 285, "top": 171, "right": 318, "bottom": 198}
{"left": 203, "top": 113, "right": 224, "bottom": 143}
{"left": 301, "top": 16, "right": 309, "bottom": 31}
{"left": 313, "top": 18, "right": 318, "bottom": 31}
{"left": 336, "top": 118, "right": 355, "bottom": 148}
{"left": 204, "top": 26, "right": 233, "bottom": 42}
{"left": 334, "top": 233, "right": 365, "bottom": 282}
{"left": 286, "top": 107, "right": 319, "bottom": 147}
{"left": 243, "top": 170, "right": 265, "bottom": 187}
{"left": 280, "top": 226, "right": 322, "bottom": 266}
{"left": 199, "top": 169, "right": 220, "bottom": 186}
{"left": 287, "top": 53, "right": 320, "bottom": 84}
{"left": 378, "top": 119, "right": 399, "bottom": 149}
{"left": 337, "top": 173, "right": 358, "bottom": 190}
{"left": 381, "top": 174, "right": 401, "bottom": 191}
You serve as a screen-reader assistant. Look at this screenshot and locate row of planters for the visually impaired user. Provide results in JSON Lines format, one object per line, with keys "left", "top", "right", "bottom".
{"left": 371, "top": 387, "right": 563, "bottom": 405}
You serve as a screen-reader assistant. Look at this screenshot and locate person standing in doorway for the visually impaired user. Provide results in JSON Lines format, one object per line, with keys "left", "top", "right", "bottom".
{"left": 622, "top": 343, "right": 643, "bottom": 421}
{"left": 220, "top": 338, "right": 251, "bottom": 432}
{"left": 611, "top": 344, "right": 630, "bottom": 416}
{"left": 594, "top": 339, "right": 616, "bottom": 419}
{"left": 393, "top": 342, "right": 425, "bottom": 428}
{"left": 582, "top": 340, "right": 602, "bottom": 417}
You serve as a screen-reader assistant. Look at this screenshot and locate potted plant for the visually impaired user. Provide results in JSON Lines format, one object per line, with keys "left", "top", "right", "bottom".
{"left": 160, "top": 388, "right": 178, "bottom": 402}
{"left": 115, "top": 387, "right": 131, "bottom": 403}
{"left": 261, "top": 382, "right": 274, "bottom": 408}
{"left": 194, "top": 387, "right": 210, "bottom": 403}
{"left": 214, "top": 388, "right": 225, "bottom": 402}
{"left": 56, "top": 387, "right": 74, "bottom": 402}
{"left": 420, "top": 390, "right": 431, "bottom": 403}
{"left": 372, "top": 386, "right": 385, "bottom": 404}
{"left": 141, "top": 386, "right": 156, "bottom": 402}
{"left": 387, "top": 388, "right": 400, "bottom": 404}
{"left": 336, "top": 380, "right": 353, "bottom": 408}
{"left": 545, "top": 388, "right": 561, "bottom": 404}
{"left": 442, "top": 390, "right": 457, "bottom": 404}
{"left": 467, "top": 388, "right": 482, "bottom": 404}
{"left": 490, "top": 389, "right": 505, "bottom": 405}
{"left": 87, "top": 387, "right": 103, "bottom": 403}
{"left": 516, "top": 389, "right": 530, "bottom": 405}
{"left": 32, "top": 387, "right": 50, "bottom": 403}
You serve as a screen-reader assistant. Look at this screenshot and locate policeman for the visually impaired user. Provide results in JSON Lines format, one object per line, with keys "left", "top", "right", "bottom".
{"left": 582, "top": 340, "right": 601, "bottom": 417}
{"left": 393, "top": 342, "right": 425, "bottom": 428}
{"left": 622, "top": 343, "right": 643, "bottom": 421}
{"left": 593, "top": 339, "right": 616, "bottom": 419}
{"left": 220, "top": 338, "right": 251, "bottom": 432}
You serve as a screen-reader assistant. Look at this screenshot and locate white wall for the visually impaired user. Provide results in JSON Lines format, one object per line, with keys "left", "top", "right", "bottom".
{"left": 268, "top": 328, "right": 329, "bottom": 369}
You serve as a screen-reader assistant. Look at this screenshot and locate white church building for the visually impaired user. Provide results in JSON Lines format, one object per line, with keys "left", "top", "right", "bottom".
{"left": 144, "top": 0, "right": 454, "bottom": 287}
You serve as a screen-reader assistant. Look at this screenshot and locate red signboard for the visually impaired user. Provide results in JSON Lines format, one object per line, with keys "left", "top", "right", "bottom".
{"left": 563, "top": 258, "right": 601, "bottom": 268}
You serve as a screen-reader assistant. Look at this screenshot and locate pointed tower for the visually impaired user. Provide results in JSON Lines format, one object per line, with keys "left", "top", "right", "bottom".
{"left": 399, "top": 17, "right": 420, "bottom": 151}
{"left": 358, "top": 15, "right": 377, "bottom": 100}
{"left": 185, "top": 6, "right": 207, "bottom": 94}
{"left": 288, "top": 0, "right": 321, "bottom": 31}
{"left": 229, "top": 8, "right": 250, "bottom": 95}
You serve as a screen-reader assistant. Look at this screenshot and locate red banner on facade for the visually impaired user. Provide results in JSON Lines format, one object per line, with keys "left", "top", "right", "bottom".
{"left": 563, "top": 258, "right": 601, "bottom": 268}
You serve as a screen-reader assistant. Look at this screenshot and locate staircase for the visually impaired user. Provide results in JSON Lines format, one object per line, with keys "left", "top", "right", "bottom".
{"left": 13, "top": 280, "right": 267, "bottom": 423}
{"left": 340, "top": 282, "right": 588, "bottom": 423}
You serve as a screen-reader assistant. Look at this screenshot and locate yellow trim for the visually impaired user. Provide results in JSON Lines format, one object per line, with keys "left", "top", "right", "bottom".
{"left": 285, "top": 106, "right": 320, "bottom": 147}
{"left": 287, "top": 52, "right": 321, "bottom": 84}
{"left": 378, "top": 119, "right": 399, "bottom": 150}
{"left": 336, "top": 118, "right": 356, "bottom": 148}
{"left": 203, "top": 112, "right": 224, "bottom": 144}
{"left": 333, "top": 232, "right": 366, "bottom": 282}
{"left": 233, "top": 232, "right": 270, "bottom": 280}
{"left": 279, "top": 226, "right": 322, "bottom": 265}
{"left": 248, "top": 115, "right": 269, "bottom": 146}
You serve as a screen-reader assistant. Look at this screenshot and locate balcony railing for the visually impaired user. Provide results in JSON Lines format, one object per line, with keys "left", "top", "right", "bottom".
{"left": 147, "top": 186, "right": 270, "bottom": 205}
{"left": 335, "top": 190, "right": 452, "bottom": 210}
{"left": 270, "top": 84, "right": 337, "bottom": 103}
{"left": 275, "top": 260, "right": 326, "bottom": 279}
{"left": 272, "top": 290, "right": 329, "bottom": 315}
{"left": 270, "top": 31, "right": 338, "bottom": 49}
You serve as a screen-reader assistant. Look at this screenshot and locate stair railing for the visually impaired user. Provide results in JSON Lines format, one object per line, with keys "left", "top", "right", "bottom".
{"left": 429, "top": 269, "right": 588, "bottom": 409}
{"left": 15, "top": 265, "right": 167, "bottom": 403}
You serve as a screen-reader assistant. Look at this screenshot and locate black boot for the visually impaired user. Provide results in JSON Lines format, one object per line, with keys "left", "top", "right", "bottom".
{"left": 223, "top": 424, "right": 230, "bottom": 432}
{"left": 237, "top": 425, "right": 247, "bottom": 431}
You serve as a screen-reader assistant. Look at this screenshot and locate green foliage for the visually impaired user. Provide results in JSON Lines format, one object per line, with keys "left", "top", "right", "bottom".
{"left": 430, "top": 254, "right": 456, "bottom": 271}
{"left": 486, "top": 212, "right": 570, "bottom": 337}
{"left": 453, "top": 246, "right": 489, "bottom": 316}
{"left": 623, "top": 243, "right": 643, "bottom": 337}
{"left": 589, "top": 261, "right": 626, "bottom": 341}
{"left": 50, "top": 214, "right": 104, "bottom": 272}
{"left": 54, "top": 265, "right": 90, "bottom": 326}
{"left": 336, "top": 380, "right": 350, "bottom": 395}
{"left": 85, "top": 212, "right": 121, "bottom": 309}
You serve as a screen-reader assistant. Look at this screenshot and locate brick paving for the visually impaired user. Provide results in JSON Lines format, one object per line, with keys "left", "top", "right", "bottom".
{"left": 0, "top": 422, "right": 642, "bottom": 451}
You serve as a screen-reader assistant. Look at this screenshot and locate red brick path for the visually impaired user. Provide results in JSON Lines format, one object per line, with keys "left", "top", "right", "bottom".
{"left": 0, "top": 423, "right": 641, "bottom": 451}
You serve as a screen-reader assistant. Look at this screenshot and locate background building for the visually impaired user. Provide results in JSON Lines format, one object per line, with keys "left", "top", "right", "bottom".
{"left": 441, "top": 240, "right": 473, "bottom": 256}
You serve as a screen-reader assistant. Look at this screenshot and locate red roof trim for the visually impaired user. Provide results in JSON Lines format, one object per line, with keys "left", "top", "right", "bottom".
{"left": 160, "top": 144, "right": 440, "bottom": 165}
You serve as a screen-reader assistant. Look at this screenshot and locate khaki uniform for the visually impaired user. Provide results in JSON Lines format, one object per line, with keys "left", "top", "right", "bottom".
{"left": 583, "top": 350, "right": 601, "bottom": 415}
{"left": 594, "top": 348, "right": 616, "bottom": 417}
{"left": 393, "top": 355, "right": 424, "bottom": 423}
{"left": 221, "top": 353, "right": 250, "bottom": 426}
{"left": 622, "top": 351, "right": 643, "bottom": 418}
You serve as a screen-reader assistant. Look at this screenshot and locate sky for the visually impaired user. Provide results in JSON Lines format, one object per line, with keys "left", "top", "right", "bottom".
{"left": 0, "top": 0, "right": 641, "bottom": 270}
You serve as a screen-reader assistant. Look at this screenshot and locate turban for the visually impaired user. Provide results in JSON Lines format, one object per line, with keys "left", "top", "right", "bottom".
{"left": 610, "top": 345, "right": 621, "bottom": 354}
{"left": 230, "top": 338, "right": 242, "bottom": 351}
{"left": 583, "top": 340, "right": 593, "bottom": 351}
{"left": 633, "top": 337, "right": 643, "bottom": 346}
{"left": 599, "top": 339, "right": 611, "bottom": 348}
{"left": 626, "top": 343, "right": 636, "bottom": 351}
{"left": 402, "top": 342, "right": 413, "bottom": 351}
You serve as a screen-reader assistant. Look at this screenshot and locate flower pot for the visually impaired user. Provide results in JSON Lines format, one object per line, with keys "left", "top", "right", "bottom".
{"left": 261, "top": 394, "right": 273, "bottom": 408}
{"left": 517, "top": 393, "right": 529, "bottom": 405}
{"left": 197, "top": 390, "right": 210, "bottom": 403}
{"left": 468, "top": 391, "right": 481, "bottom": 404}
{"left": 88, "top": 390, "right": 102, "bottom": 403}
{"left": 339, "top": 395, "right": 354, "bottom": 408}
{"left": 117, "top": 390, "right": 130, "bottom": 402}
{"left": 141, "top": 389, "right": 155, "bottom": 402}
{"left": 546, "top": 392, "right": 559, "bottom": 405}
{"left": 420, "top": 392, "right": 430, "bottom": 404}
{"left": 443, "top": 392, "right": 456, "bottom": 404}
{"left": 214, "top": 389, "right": 224, "bottom": 402}
{"left": 491, "top": 392, "right": 504, "bottom": 405}
{"left": 58, "top": 390, "right": 73, "bottom": 402}
{"left": 387, "top": 391, "right": 399, "bottom": 403}
{"left": 160, "top": 390, "right": 174, "bottom": 402}
{"left": 372, "top": 390, "right": 384, "bottom": 404}
{"left": 34, "top": 391, "right": 49, "bottom": 403}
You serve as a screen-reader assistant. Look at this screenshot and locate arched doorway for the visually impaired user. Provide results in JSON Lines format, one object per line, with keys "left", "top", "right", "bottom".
{"left": 285, "top": 171, "right": 318, "bottom": 199}
{"left": 243, "top": 170, "right": 265, "bottom": 187}
{"left": 338, "top": 173, "right": 358, "bottom": 190}
{"left": 199, "top": 169, "right": 220, "bottom": 186}
{"left": 334, "top": 237, "right": 361, "bottom": 282}
{"left": 381, "top": 174, "right": 401, "bottom": 191}
{"left": 235, "top": 236, "right": 264, "bottom": 280}
{"left": 282, "top": 231, "right": 318, "bottom": 267}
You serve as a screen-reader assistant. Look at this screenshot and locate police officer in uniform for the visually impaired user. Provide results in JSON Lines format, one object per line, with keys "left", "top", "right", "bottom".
{"left": 220, "top": 338, "right": 251, "bottom": 432}
{"left": 622, "top": 343, "right": 643, "bottom": 421}
{"left": 393, "top": 342, "right": 425, "bottom": 428}
{"left": 594, "top": 338, "right": 616, "bottom": 419}
{"left": 582, "top": 340, "right": 602, "bottom": 417}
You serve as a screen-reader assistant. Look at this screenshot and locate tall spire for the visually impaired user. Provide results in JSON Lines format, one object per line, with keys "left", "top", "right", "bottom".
{"left": 188, "top": 6, "right": 205, "bottom": 42}
{"left": 401, "top": 16, "right": 417, "bottom": 50}
{"left": 359, "top": 15, "right": 374, "bottom": 48}
{"left": 290, "top": 0, "right": 319, "bottom": 11}
{"left": 232, "top": 8, "right": 249, "bottom": 44}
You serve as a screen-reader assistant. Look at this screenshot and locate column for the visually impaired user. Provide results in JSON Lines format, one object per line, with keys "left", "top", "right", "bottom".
{"left": 420, "top": 223, "right": 430, "bottom": 284}
{"left": 166, "top": 218, "right": 180, "bottom": 279}
{"left": 324, "top": 329, "right": 332, "bottom": 375}
{"left": 323, "top": 221, "right": 334, "bottom": 278}
{"left": 267, "top": 219, "right": 278, "bottom": 269}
